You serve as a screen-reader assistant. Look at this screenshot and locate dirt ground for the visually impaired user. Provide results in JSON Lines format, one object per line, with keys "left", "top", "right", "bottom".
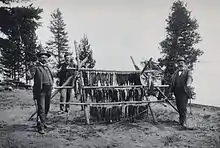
{"left": 0, "top": 89, "right": 219, "bottom": 148}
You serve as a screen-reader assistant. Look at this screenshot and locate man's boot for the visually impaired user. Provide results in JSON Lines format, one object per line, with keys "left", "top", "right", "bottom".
{"left": 37, "top": 125, "right": 45, "bottom": 134}
{"left": 58, "top": 105, "right": 65, "bottom": 114}
{"left": 65, "top": 106, "right": 70, "bottom": 113}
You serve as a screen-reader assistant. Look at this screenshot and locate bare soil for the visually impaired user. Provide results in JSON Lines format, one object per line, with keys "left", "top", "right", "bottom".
{"left": 0, "top": 89, "right": 219, "bottom": 148}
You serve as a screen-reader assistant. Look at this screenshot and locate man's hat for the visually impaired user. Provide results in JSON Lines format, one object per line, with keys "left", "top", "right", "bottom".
{"left": 177, "top": 57, "right": 186, "bottom": 62}
{"left": 37, "top": 50, "right": 51, "bottom": 58}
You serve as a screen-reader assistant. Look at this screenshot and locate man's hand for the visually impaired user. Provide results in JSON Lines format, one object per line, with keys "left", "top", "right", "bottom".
{"left": 186, "top": 79, "right": 192, "bottom": 88}
{"left": 187, "top": 71, "right": 193, "bottom": 87}
{"left": 187, "top": 83, "right": 191, "bottom": 88}
{"left": 26, "top": 62, "right": 36, "bottom": 80}
{"left": 26, "top": 70, "right": 32, "bottom": 80}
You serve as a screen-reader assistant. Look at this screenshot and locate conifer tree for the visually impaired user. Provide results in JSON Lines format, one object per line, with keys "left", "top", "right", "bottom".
{"left": 159, "top": 0, "right": 203, "bottom": 84}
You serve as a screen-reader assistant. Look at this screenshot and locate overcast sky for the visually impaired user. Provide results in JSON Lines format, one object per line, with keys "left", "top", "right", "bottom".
{"left": 32, "top": 0, "right": 220, "bottom": 107}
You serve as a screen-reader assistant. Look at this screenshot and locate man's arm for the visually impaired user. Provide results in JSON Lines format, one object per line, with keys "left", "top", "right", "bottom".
{"left": 27, "top": 64, "right": 36, "bottom": 80}
{"left": 46, "top": 64, "right": 58, "bottom": 78}
{"left": 187, "top": 70, "right": 193, "bottom": 87}
{"left": 169, "top": 70, "right": 178, "bottom": 93}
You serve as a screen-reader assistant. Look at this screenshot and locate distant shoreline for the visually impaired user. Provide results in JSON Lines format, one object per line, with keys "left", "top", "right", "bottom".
{"left": 190, "top": 103, "right": 220, "bottom": 110}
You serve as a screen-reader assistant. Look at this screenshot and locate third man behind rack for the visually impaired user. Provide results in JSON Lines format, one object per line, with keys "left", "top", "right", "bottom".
{"left": 57, "top": 52, "right": 77, "bottom": 113}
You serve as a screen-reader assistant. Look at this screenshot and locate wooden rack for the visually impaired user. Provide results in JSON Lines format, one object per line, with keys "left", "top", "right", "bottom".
{"left": 72, "top": 68, "right": 169, "bottom": 124}
{"left": 51, "top": 41, "right": 173, "bottom": 124}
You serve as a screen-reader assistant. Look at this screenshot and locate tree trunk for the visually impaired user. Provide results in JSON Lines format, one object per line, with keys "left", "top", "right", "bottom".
{"left": 13, "top": 69, "right": 16, "bottom": 81}
{"left": 25, "top": 50, "right": 28, "bottom": 84}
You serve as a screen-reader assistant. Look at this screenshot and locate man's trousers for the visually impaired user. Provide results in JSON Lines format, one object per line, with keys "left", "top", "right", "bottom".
{"left": 35, "top": 84, "right": 52, "bottom": 129}
{"left": 60, "top": 88, "right": 72, "bottom": 111}
{"left": 60, "top": 77, "right": 74, "bottom": 112}
{"left": 174, "top": 89, "right": 189, "bottom": 125}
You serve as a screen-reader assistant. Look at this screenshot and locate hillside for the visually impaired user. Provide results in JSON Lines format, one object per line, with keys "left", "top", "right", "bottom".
{"left": 0, "top": 89, "right": 219, "bottom": 148}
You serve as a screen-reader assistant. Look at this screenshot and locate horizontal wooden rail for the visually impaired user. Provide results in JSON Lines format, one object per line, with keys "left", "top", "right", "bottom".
{"left": 53, "top": 85, "right": 169, "bottom": 89}
{"left": 67, "top": 68, "right": 158, "bottom": 74}
{"left": 52, "top": 99, "right": 167, "bottom": 106}
{"left": 82, "top": 85, "right": 169, "bottom": 89}
{"left": 54, "top": 86, "right": 74, "bottom": 89}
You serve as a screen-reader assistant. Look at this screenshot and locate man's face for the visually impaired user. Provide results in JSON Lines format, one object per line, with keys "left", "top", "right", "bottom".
{"left": 39, "top": 55, "right": 48, "bottom": 64}
{"left": 178, "top": 60, "right": 186, "bottom": 69}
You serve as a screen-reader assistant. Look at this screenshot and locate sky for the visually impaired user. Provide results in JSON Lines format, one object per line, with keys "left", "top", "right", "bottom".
{"left": 31, "top": 0, "right": 220, "bottom": 107}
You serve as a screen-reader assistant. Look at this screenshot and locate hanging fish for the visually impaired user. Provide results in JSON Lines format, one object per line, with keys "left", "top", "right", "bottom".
{"left": 108, "top": 89, "right": 113, "bottom": 102}
{"left": 111, "top": 89, "right": 117, "bottom": 102}
{"left": 101, "top": 107, "right": 106, "bottom": 122}
{"left": 134, "top": 88, "right": 139, "bottom": 101}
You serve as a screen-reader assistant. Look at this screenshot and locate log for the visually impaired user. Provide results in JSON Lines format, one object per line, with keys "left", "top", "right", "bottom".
{"left": 67, "top": 67, "right": 156, "bottom": 74}
{"left": 52, "top": 99, "right": 167, "bottom": 106}
{"left": 155, "top": 87, "right": 179, "bottom": 112}
{"left": 51, "top": 75, "right": 75, "bottom": 98}
{"left": 82, "top": 85, "right": 169, "bottom": 89}
{"left": 130, "top": 56, "right": 140, "bottom": 70}
{"left": 141, "top": 57, "right": 153, "bottom": 75}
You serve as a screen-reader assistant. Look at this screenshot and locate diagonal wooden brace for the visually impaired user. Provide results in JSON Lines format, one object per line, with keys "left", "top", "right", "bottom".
{"left": 155, "top": 87, "right": 179, "bottom": 113}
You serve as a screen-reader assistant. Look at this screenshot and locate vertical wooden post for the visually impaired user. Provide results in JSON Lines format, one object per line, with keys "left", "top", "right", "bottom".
{"left": 74, "top": 40, "right": 90, "bottom": 124}
{"left": 148, "top": 103, "right": 157, "bottom": 124}
{"left": 83, "top": 89, "right": 90, "bottom": 124}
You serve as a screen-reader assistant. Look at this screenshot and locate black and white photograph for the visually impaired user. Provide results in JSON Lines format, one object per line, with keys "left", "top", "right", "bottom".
{"left": 0, "top": 0, "right": 219, "bottom": 147}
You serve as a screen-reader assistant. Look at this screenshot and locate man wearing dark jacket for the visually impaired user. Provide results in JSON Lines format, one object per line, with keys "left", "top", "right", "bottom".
{"left": 169, "top": 57, "right": 193, "bottom": 127}
{"left": 57, "top": 52, "right": 77, "bottom": 113}
{"left": 27, "top": 50, "right": 54, "bottom": 134}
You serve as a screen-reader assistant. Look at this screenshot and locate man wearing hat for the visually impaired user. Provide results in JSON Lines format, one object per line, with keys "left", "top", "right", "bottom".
{"left": 57, "top": 52, "right": 77, "bottom": 113}
{"left": 27, "top": 50, "right": 54, "bottom": 134}
{"left": 169, "top": 57, "right": 193, "bottom": 127}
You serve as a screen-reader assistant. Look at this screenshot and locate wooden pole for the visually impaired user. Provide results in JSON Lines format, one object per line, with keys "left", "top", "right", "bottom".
{"left": 130, "top": 56, "right": 140, "bottom": 70}
{"left": 83, "top": 89, "right": 90, "bottom": 124}
{"left": 82, "top": 85, "right": 169, "bottom": 89}
{"left": 67, "top": 67, "right": 156, "bottom": 74}
{"left": 51, "top": 75, "right": 74, "bottom": 98}
{"left": 74, "top": 40, "right": 90, "bottom": 124}
{"left": 52, "top": 99, "right": 167, "bottom": 106}
{"left": 155, "top": 87, "right": 179, "bottom": 112}
{"left": 148, "top": 103, "right": 157, "bottom": 123}
{"left": 141, "top": 57, "right": 153, "bottom": 75}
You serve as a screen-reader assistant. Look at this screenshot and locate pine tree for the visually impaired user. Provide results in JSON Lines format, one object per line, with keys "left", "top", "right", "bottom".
{"left": 46, "top": 8, "right": 70, "bottom": 67}
{"left": 0, "top": 5, "right": 42, "bottom": 81}
{"left": 158, "top": 0, "right": 203, "bottom": 84}
{"left": 78, "top": 34, "right": 96, "bottom": 68}
{"left": 18, "top": 6, "right": 43, "bottom": 82}
{"left": 0, "top": 0, "right": 30, "bottom": 5}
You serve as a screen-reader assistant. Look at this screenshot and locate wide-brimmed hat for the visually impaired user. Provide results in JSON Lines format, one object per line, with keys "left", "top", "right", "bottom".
{"left": 177, "top": 57, "right": 186, "bottom": 62}
{"left": 37, "top": 50, "right": 51, "bottom": 58}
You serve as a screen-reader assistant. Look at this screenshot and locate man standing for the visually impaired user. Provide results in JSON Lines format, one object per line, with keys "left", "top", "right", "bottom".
{"left": 27, "top": 50, "right": 54, "bottom": 134}
{"left": 169, "top": 57, "right": 193, "bottom": 127}
{"left": 57, "top": 52, "right": 76, "bottom": 113}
